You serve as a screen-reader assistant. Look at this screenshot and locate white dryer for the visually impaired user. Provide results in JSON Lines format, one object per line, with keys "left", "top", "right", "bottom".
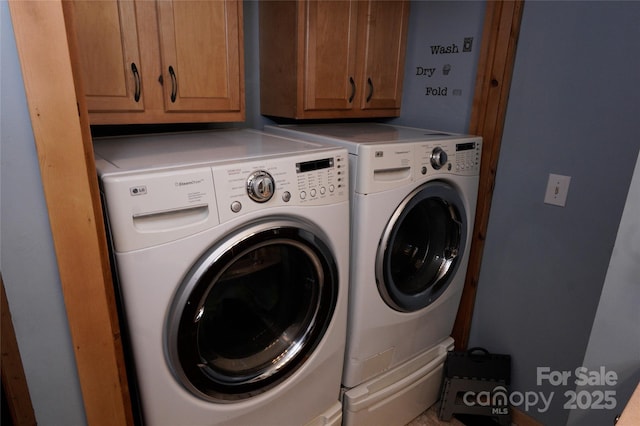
{"left": 94, "top": 129, "right": 349, "bottom": 426}
{"left": 266, "top": 123, "right": 481, "bottom": 425}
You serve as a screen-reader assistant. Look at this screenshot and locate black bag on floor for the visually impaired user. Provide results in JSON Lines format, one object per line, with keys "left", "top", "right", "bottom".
{"left": 438, "top": 347, "right": 511, "bottom": 426}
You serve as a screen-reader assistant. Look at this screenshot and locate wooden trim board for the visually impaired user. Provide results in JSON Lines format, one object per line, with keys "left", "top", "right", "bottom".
{"left": 8, "top": 1, "right": 133, "bottom": 424}
{"left": 452, "top": 0, "right": 524, "bottom": 350}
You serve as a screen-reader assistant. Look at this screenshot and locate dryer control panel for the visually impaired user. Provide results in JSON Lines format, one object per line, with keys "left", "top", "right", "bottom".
{"left": 212, "top": 149, "right": 349, "bottom": 223}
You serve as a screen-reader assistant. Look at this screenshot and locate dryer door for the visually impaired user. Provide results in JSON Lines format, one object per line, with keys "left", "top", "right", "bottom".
{"left": 166, "top": 219, "right": 338, "bottom": 402}
{"left": 376, "top": 181, "right": 468, "bottom": 312}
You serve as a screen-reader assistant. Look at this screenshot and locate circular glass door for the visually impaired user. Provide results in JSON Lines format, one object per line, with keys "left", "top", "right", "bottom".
{"left": 166, "top": 219, "right": 338, "bottom": 402}
{"left": 376, "top": 181, "right": 467, "bottom": 312}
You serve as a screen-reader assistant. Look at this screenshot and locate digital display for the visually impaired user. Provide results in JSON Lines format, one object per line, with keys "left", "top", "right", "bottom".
{"left": 296, "top": 158, "right": 334, "bottom": 173}
{"left": 456, "top": 142, "right": 476, "bottom": 152}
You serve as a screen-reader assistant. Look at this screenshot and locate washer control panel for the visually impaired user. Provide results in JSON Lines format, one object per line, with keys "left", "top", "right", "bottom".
{"left": 213, "top": 149, "right": 348, "bottom": 223}
{"left": 453, "top": 140, "right": 482, "bottom": 173}
{"left": 417, "top": 137, "right": 482, "bottom": 178}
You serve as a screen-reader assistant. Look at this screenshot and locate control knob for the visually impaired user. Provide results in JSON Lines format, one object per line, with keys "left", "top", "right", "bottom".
{"left": 247, "top": 170, "right": 275, "bottom": 203}
{"left": 430, "top": 147, "right": 448, "bottom": 170}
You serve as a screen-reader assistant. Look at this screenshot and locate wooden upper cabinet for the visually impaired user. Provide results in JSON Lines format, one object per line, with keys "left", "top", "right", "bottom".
{"left": 68, "top": 0, "right": 245, "bottom": 125}
{"left": 303, "top": 1, "right": 359, "bottom": 111}
{"left": 156, "top": 0, "right": 242, "bottom": 113}
{"left": 71, "top": 0, "right": 144, "bottom": 112}
{"left": 260, "top": 0, "right": 409, "bottom": 120}
{"left": 359, "top": 0, "right": 408, "bottom": 111}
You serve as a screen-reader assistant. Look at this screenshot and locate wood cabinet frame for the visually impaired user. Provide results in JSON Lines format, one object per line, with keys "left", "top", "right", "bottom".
{"left": 7, "top": 1, "right": 522, "bottom": 423}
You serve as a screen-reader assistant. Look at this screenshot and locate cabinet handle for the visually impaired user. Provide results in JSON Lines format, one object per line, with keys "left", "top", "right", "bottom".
{"left": 131, "top": 63, "right": 141, "bottom": 102}
{"left": 348, "top": 77, "right": 356, "bottom": 103}
{"left": 169, "top": 65, "right": 177, "bottom": 103}
{"left": 366, "top": 77, "right": 374, "bottom": 103}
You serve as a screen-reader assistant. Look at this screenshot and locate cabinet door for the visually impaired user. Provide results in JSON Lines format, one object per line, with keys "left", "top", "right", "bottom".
{"left": 303, "top": 0, "right": 358, "bottom": 111}
{"left": 156, "top": 0, "right": 243, "bottom": 113}
{"left": 71, "top": 0, "right": 144, "bottom": 112}
{"left": 359, "top": 0, "right": 409, "bottom": 111}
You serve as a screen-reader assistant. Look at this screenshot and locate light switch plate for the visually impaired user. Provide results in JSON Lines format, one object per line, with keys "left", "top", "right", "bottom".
{"left": 544, "top": 173, "right": 571, "bottom": 207}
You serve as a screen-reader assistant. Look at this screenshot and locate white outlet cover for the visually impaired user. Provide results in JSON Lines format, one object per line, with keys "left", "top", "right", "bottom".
{"left": 544, "top": 173, "right": 571, "bottom": 207}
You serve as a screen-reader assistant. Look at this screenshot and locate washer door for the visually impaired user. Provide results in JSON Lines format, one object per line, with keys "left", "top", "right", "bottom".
{"left": 376, "top": 181, "right": 467, "bottom": 312}
{"left": 166, "top": 219, "right": 338, "bottom": 402}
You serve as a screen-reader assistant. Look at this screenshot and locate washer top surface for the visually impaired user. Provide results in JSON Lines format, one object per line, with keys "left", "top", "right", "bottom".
{"left": 94, "top": 128, "right": 331, "bottom": 175}
{"left": 268, "top": 123, "right": 470, "bottom": 154}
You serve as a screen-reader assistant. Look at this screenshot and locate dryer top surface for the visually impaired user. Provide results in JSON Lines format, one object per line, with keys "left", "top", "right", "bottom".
{"left": 93, "top": 128, "right": 334, "bottom": 175}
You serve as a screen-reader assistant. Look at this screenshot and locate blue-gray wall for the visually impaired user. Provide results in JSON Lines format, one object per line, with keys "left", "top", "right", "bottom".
{"left": 390, "top": 0, "right": 485, "bottom": 132}
{"left": 566, "top": 151, "right": 640, "bottom": 426}
{"left": 467, "top": 2, "right": 640, "bottom": 425}
{"left": 2, "top": 1, "right": 639, "bottom": 425}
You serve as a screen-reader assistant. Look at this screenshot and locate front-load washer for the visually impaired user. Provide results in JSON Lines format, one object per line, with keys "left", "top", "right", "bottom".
{"left": 94, "top": 129, "right": 349, "bottom": 426}
{"left": 265, "top": 123, "right": 481, "bottom": 425}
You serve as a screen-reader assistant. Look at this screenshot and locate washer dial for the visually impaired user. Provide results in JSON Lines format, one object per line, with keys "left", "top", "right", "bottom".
{"left": 247, "top": 170, "right": 275, "bottom": 203}
{"left": 430, "top": 147, "right": 448, "bottom": 170}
